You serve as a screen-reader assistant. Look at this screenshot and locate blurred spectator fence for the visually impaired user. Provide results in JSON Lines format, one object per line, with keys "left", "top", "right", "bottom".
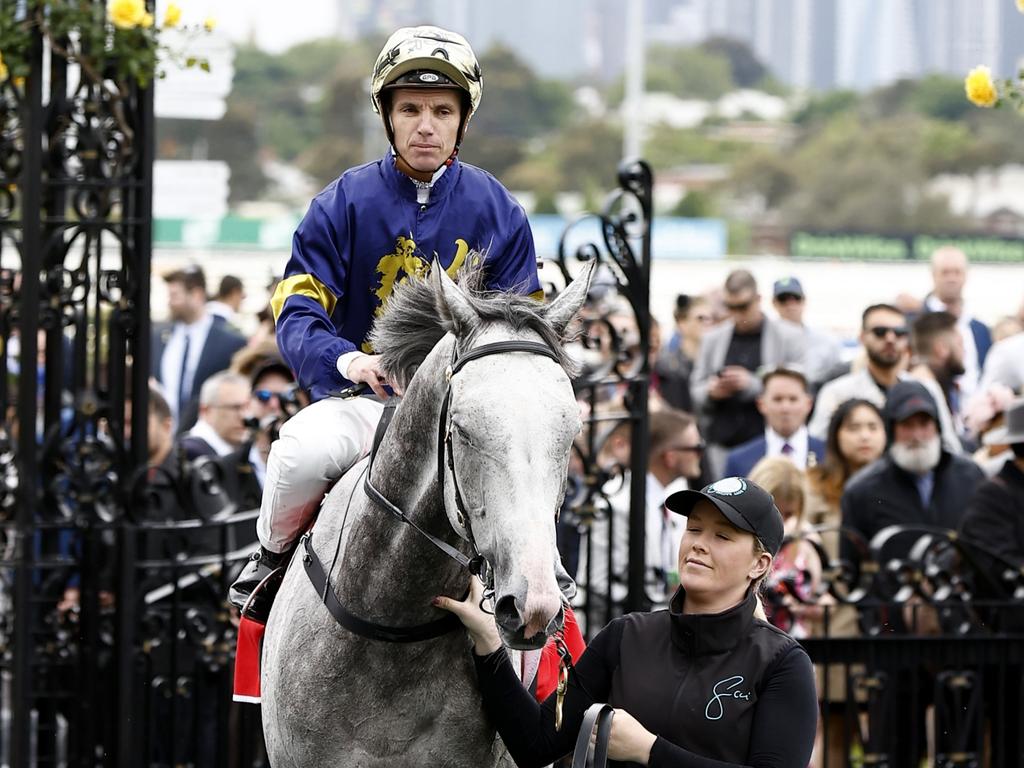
{"left": 775, "top": 522, "right": 1024, "bottom": 768}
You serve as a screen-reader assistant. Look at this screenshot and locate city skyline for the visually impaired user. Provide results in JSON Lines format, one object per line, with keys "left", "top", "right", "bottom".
{"left": 204, "top": 0, "right": 1024, "bottom": 92}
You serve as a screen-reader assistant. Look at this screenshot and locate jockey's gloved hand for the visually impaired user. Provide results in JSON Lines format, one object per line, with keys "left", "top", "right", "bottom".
{"left": 433, "top": 576, "right": 502, "bottom": 655}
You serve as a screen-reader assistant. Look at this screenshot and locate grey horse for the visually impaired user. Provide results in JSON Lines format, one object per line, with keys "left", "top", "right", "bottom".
{"left": 261, "top": 260, "right": 594, "bottom": 767}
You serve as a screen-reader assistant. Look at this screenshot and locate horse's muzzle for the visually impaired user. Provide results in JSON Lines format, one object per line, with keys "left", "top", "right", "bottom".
{"left": 495, "top": 595, "right": 565, "bottom": 651}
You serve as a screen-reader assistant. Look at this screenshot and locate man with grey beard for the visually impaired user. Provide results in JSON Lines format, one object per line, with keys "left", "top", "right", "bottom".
{"left": 839, "top": 380, "right": 984, "bottom": 764}
{"left": 840, "top": 380, "right": 984, "bottom": 607}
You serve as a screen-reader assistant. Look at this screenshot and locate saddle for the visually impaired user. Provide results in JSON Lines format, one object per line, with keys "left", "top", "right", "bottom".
{"left": 232, "top": 565, "right": 286, "bottom": 703}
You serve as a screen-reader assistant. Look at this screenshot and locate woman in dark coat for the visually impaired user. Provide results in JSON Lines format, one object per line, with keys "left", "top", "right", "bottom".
{"left": 437, "top": 478, "right": 818, "bottom": 767}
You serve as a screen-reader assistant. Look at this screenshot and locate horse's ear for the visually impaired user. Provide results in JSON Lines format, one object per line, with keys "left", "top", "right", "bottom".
{"left": 543, "top": 259, "right": 597, "bottom": 336}
{"left": 432, "top": 259, "right": 478, "bottom": 335}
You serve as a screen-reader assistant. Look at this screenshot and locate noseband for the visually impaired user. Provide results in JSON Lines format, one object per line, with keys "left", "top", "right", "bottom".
{"left": 302, "top": 338, "right": 561, "bottom": 643}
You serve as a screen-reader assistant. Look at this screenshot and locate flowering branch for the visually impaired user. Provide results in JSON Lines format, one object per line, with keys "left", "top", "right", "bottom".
{"left": 0, "top": 0, "right": 215, "bottom": 92}
{"left": 965, "top": 65, "right": 1024, "bottom": 110}
{"left": 965, "top": 2, "right": 1024, "bottom": 111}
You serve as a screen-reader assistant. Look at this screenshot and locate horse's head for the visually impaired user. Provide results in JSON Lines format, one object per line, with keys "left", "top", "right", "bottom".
{"left": 429, "top": 261, "right": 594, "bottom": 650}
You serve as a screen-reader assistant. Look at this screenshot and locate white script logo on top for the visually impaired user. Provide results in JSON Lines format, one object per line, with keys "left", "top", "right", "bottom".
{"left": 704, "top": 675, "right": 752, "bottom": 720}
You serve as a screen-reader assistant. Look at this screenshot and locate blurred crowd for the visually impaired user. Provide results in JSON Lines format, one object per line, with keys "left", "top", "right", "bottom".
{"left": 140, "top": 247, "right": 1024, "bottom": 605}
{"left": 146, "top": 265, "right": 305, "bottom": 523}
{"left": 563, "top": 244, "right": 1024, "bottom": 767}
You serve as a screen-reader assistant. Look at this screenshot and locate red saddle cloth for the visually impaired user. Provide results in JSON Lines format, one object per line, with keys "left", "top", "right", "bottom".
{"left": 233, "top": 614, "right": 266, "bottom": 704}
{"left": 232, "top": 564, "right": 287, "bottom": 704}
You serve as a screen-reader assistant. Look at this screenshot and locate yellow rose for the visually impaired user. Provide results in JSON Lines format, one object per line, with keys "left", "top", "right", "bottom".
{"left": 0, "top": 53, "right": 8, "bottom": 82}
{"left": 964, "top": 65, "right": 998, "bottom": 108}
{"left": 203, "top": 16, "right": 217, "bottom": 32}
{"left": 163, "top": 3, "right": 182, "bottom": 28}
{"left": 1018, "top": 0, "right": 1024, "bottom": 13}
{"left": 141, "top": 12, "right": 154, "bottom": 28}
{"left": 108, "top": 0, "right": 147, "bottom": 29}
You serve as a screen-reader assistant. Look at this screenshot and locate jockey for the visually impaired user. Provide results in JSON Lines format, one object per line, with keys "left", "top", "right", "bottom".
{"left": 228, "top": 26, "right": 542, "bottom": 615}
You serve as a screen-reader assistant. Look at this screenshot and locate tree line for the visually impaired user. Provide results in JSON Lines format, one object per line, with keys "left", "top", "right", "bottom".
{"left": 156, "top": 35, "right": 1024, "bottom": 238}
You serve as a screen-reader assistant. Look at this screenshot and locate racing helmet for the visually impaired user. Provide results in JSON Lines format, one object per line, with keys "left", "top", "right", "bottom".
{"left": 370, "top": 26, "right": 483, "bottom": 147}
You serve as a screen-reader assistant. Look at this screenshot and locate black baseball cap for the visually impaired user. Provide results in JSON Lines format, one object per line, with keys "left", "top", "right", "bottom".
{"left": 885, "top": 380, "right": 938, "bottom": 425}
{"left": 772, "top": 276, "right": 804, "bottom": 299}
{"left": 665, "top": 477, "right": 784, "bottom": 556}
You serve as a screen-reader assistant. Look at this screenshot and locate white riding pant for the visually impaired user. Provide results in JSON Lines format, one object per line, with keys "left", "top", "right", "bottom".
{"left": 256, "top": 396, "right": 385, "bottom": 554}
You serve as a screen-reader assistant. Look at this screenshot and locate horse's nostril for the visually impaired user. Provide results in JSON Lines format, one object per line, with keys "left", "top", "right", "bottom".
{"left": 545, "top": 605, "right": 565, "bottom": 636}
{"left": 494, "top": 594, "right": 523, "bottom": 634}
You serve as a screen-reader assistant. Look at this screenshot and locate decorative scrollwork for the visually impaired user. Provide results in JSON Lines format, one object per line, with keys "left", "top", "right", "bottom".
{"left": 541, "top": 160, "right": 653, "bottom": 634}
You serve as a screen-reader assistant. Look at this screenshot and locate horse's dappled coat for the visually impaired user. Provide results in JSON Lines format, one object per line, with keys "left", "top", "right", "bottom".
{"left": 260, "top": 260, "right": 593, "bottom": 768}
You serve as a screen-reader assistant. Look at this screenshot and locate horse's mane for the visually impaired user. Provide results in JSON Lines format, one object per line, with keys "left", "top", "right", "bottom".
{"left": 368, "top": 256, "right": 579, "bottom": 390}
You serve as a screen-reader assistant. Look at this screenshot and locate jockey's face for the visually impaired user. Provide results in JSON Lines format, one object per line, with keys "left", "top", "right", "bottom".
{"left": 388, "top": 88, "right": 461, "bottom": 177}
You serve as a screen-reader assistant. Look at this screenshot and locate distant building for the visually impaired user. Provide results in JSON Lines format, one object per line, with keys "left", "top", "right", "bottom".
{"left": 330, "top": 0, "right": 1023, "bottom": 91}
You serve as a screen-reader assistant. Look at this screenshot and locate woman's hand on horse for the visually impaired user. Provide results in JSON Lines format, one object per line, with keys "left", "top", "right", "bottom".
{"left": 606, "top": 709, "right": 657, "bottom": 765}
{"left": 348, "top": 353, "right": 402, "bottom": 398}
{"left": 433, "top": 576, "right": 502, "bottom": 656}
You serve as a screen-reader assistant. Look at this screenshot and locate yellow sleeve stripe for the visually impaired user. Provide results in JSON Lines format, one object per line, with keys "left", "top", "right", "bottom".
{"left": 529, "top": 289, "right": 544, "bottom": 301}
{"left": 270, "top": 274, "right": 338, "bottom": 323}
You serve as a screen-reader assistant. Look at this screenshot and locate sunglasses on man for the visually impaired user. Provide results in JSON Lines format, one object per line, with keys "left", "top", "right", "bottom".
{"left": 866, "top": 325, "right": 909, "bottom": 340}
{"left": 725, "top": 299, "right": 753, "bottom": 313}
{"left": 253, "top": 387, "right": 300, "bottom": 406}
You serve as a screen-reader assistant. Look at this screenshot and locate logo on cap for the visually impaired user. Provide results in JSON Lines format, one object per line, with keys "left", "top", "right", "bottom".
{"left": 707, "top": 477, "right": 746, "bottom": 497}
{"left": 418, "top": 72, "right": 440, "bottom": 82}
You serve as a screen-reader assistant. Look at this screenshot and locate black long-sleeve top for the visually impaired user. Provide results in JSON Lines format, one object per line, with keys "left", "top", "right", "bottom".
{"left": 474, "top": 589, "right": 817, "bottom": 768}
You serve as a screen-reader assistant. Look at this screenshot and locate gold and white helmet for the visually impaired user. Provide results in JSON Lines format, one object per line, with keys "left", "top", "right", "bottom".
{"left": 370, "top": 26, "right": 483, "bottom": 146}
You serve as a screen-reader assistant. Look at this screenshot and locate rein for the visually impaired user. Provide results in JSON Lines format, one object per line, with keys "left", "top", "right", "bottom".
{"left": 302, "top": 338, "right": 561, "bottom": 644}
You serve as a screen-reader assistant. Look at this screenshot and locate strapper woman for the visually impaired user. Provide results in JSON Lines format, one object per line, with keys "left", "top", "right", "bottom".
{"left": 437, "top": 477, "right": 818, "bottom": 767}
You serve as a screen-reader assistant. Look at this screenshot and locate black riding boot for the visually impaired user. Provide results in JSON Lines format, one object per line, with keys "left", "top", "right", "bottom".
{"left": 228, "top": 545, "right": 291, "bottom": 621}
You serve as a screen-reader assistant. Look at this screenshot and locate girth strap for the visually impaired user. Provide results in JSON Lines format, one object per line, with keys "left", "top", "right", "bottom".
{"left": 301, "top": 532, "right": 462, "bottom": 643}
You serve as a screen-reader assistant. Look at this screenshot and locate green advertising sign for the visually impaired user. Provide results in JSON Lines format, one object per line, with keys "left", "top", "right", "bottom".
{"left": 790, "top": 231, "right": 1024, "bottom": 263}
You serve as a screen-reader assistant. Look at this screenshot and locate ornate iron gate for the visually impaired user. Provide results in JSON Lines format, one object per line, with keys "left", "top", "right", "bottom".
{"left": 0, "top": 13, "right": 155, "bottom": 764}
{"left": 545, "top": 159, "right": 654, "bottom": 635}
{"left": 0, "top": 17, "right": 262, "bottom": 763}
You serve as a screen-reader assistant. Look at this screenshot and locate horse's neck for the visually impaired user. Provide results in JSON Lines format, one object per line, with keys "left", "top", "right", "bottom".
{"left": 337, "top": 337, "right": 468, "bottom": 617}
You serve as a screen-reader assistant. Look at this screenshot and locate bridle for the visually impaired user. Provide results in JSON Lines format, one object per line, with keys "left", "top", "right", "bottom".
{"left": 302, "top": 337, "right": 561, "bottom": 643}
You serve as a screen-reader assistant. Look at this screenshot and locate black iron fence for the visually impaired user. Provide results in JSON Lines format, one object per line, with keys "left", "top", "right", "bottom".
{"left": 776, "top": 523, "right": 1024, "bottom": 768}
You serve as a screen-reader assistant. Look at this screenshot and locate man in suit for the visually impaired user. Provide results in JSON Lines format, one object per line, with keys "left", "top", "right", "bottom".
{"left": 724, "top": 366, "right": 824, "bottom": 478}
{"left": 645, "top": 409, "right": 704, "bottom": 603}
{"left": 177, "top": 372, "right": 252, "bottom": 460}
{"left": 690, "top": 269, "right": 806, "bottom": 475}
{"left": 206, "top": 274, "right": 246, "bottom": 327}
{"left": 152, "top": 266, "right": 247, "bottom": 431}
{"left": 921, "top": 246, "right": 991, "bottom": 401}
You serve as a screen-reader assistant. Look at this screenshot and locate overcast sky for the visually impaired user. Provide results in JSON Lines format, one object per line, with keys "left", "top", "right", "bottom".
{"left": 165, "top": 0, "right": 338, "bottom": 52}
